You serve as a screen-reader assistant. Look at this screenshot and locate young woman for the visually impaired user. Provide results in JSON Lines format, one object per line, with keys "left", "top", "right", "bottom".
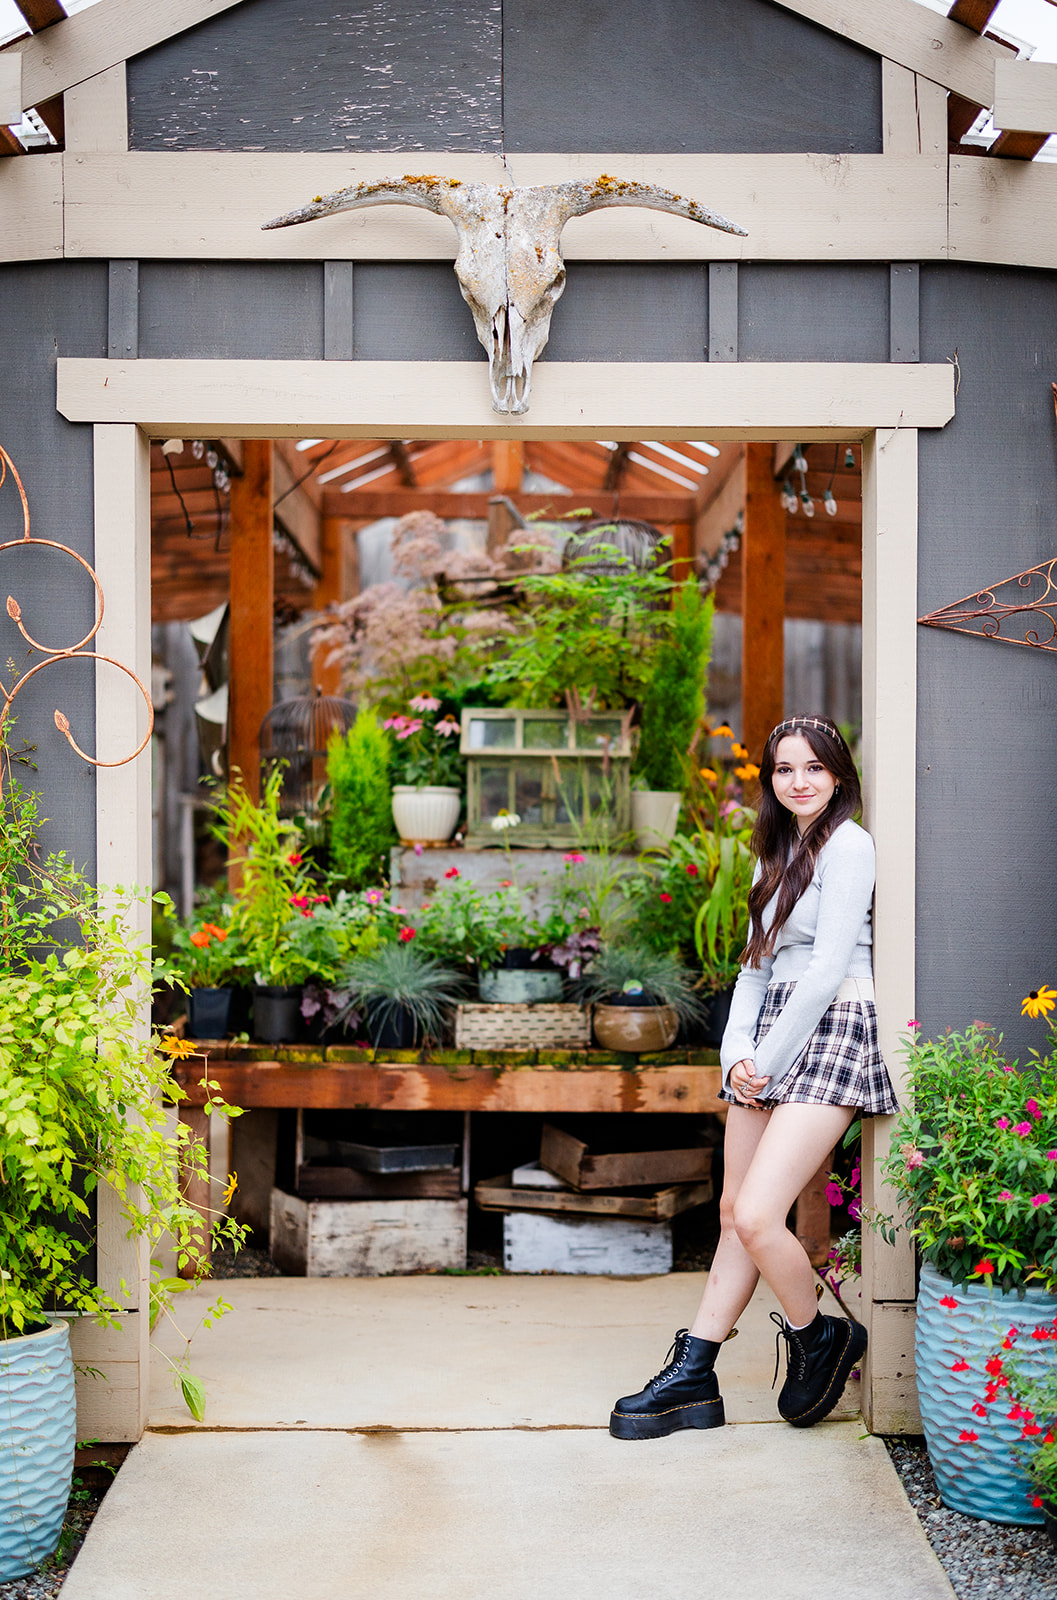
{"left": 610, "top": 715, "right": 898, "bottom": 1440}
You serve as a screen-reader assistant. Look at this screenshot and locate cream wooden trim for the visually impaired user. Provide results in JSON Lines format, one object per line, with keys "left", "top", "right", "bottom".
{"left": 62, "top": 151, "right": 948, "bottom": 262}
{"left": 860, "top": 425, "right": 918, "bottom": 1328}
{"left": 57, "top": 359, "right": 957, "bottom": 439}
{"left": 70, "top": 1312, "right": 149, "bottom": 1442}
{"left": 0, "top": 150, "right": 61, "bottom": 261}
{"left": 772, "top": 0, "right": 1007, "bottom": 106}
{"left": 993, "top": 58, "right": 1057, "bottom": 134}
{"left": 882, "top": 63, "right": 948, "bottom": 158}
{"left": 0, "top": 51, "right": 20, "bottom": 124}
{"left": 65, "top": 63, "right": 128, "bottom": 154}
{"left": 2, "top": 0, "right": 247, "bottom": 112}
{"left": 949, "top": 153, "right": 1057, "bottom": 268}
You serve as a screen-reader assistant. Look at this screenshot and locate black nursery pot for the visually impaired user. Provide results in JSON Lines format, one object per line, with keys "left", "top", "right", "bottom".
{"left": 700, "top": 984, "right": 736, "bottom": 1048}
{"left": 365, "top": 1002, "right": 420, "bottom": 1051}
{"left": 252, "top": 985, "right": 303, "bottom": 1044}
{"left": 186, "top": 986, "right": 233, "bottom": 1040}
{"left": 1044, "top": 1503, "right": 1057, "bottom": 1554}
{"left": 498, "top": 947, "right": 554, "bottom": 971}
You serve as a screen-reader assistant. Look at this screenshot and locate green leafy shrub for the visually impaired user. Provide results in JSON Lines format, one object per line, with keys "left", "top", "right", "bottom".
{"left": 328, "top": 711, "right": 396, "bottom": 889}
{"left": 633, "top": 582, "right": 714, "bottom": 793}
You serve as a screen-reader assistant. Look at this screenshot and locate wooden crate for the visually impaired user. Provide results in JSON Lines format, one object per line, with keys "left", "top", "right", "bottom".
{"left": 298, "top": 1166, "right": 461, "bottom": 1200}
{"left": 503, "top": 1211, "right": 672, "bottom": 1275}
{"left": 454, "top": 1002, "right": 591, "bottom": 1050}
{"left": 475, "top": 1172, "right": 711, "bottom": 1222}
{"left": 270, "top": 1188, "right": 466, "bottom": 1276}
{"left": 540, "top": 1122, "right": 714, "bottom": 1191}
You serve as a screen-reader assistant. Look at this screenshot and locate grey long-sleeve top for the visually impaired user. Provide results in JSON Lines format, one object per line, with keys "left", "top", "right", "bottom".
{"left": 719, "top": 818, "right": 876, "bottom": 1097}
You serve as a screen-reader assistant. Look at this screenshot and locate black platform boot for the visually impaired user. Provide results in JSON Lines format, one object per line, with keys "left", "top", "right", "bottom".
{"left": 770, "top": 1310, "right": 868, "bottom": 1428}
{"left": 609, "top": 1329, "right": 726, "bottom": 1440}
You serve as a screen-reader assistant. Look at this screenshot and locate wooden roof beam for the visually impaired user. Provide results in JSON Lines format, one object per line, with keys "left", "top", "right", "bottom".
{"left": 322, "top": 488, "right": 695, "bottom": 522}
{"left": 946, "top": 1, "right": 1000, "bottom": 33}
{"left": 15, "top": 2, "right": 66, "bottom": 31}
{"left": 603, "top": 443, "right": 630, "bottom": 491}
{"left": 389, "top": 440, "right": 418, "bottom": 487}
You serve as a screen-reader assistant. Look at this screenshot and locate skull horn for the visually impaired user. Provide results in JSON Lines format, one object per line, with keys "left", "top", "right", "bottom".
{"left": 552, "top": 176, "right": 747, "bottom": 237}
{"left": 262, "top": 175, "right": 465, "bottom": 230}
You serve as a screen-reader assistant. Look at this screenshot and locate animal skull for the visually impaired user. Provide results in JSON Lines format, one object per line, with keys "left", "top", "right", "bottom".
{"left": 263, "top": 175, "right": 747, "bottom": 414}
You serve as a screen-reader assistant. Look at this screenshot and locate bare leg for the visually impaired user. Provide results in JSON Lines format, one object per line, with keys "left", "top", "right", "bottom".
{"left": 689, "top": 1105, "right": 770, "bottom": 1340}
{"left": 732, "top": 1102, "right": 856, "bottom": 1327}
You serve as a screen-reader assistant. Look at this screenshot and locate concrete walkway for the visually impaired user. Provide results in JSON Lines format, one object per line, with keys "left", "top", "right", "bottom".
{"left": 62, "top": 1274, "right": 954, "bottom": 1600}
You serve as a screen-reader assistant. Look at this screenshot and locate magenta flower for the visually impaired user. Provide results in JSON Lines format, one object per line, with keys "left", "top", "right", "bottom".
{"left": 1047, "top": 1151, "right": 1057, "bottom": 1161}
{"left": 1026, "top": 1098, "right": 1043, "bottom": 1121}
{"left": 1014, "top": 1122, "right": 1032, "bottom": 1137}
{"left": 907, "top": 1018, "right": 920, "bottom": 1029}
{"left": 996, "top": 1118, "right": 1011, "bottom": 1131}
{"left": 905, "top": 1148, "right": 924, "bottom": 1170}
{"left": 563, "top": 852, "right": 586, "bottom": 864}
{"left": 848, "top": 1199, "right": 862, "bottom": 1222}
{"left": 998, "top": 1190, "right": 1015, "bottom": 1201}
{"left": 365, "top": 889, "right": 384, "bottom": 906}
{"left": 1032, "top": 1194, "right": 1052, "bottom": 1208}
{"left": 409, "top": 694, "right": 441, "bottom": 712}
{"left": 824, "top": 1181, "right": 843, "bottom": 1206}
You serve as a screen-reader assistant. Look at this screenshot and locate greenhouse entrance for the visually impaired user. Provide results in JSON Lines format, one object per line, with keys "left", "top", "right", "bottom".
{"left": 147, "top": 432, "right": 867, "bottom": 1295}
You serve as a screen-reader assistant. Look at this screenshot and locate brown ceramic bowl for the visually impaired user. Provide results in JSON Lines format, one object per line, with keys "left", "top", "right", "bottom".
{"left": 592, "top": 1003, "right": 679, "bottom": 1054}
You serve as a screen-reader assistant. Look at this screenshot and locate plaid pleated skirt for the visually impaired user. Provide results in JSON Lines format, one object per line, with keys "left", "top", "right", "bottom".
{"left": 720, "top": 980, "right": 899, "bottom": 1115}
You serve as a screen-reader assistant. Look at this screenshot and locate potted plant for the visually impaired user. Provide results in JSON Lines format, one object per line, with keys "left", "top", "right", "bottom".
{"left": 575, "top": 944, "right": 705, "bottom": 1053}
{"left": 336, "top": 938, "right": 465, "bottom": 1050}
{"left": 215, "top": 768, "right": 320, "bottom": 1042}
{"left": 881, "top": 1006, "right": 1057, "bottom": 1525}
{"left": 966, "top": 1315, "right": 1057, "bottom": 1537}
{"left": 0, "top": 748, "right": 245, "bottom": 1578}
{"left": 327, "top": 708, "right": 397, "bottom": 887}
{"left": 631, "top": 581, "right": 714, "bottom": 850}
{"left": 386, "top": 695, "right": 464, "bottom": 845}
{"left": 169, "top": 907, "right": 245, "bottom": 1039}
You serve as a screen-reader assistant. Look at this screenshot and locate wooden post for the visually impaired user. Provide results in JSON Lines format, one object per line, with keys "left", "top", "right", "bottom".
{"left": 312, "top": 514, "right": 350, "bottom": 696}
{"left": 492, "top": 440, "right": 524, "bottom": 494}
{"left": 670, "top": 520, "right": 693, "bottom": 586}
{"left": 228, "top": 439, "right": 274, "bottom": 802}
{"left": 741, "top": 442, "right": 786, "bottom": 759}
{"left": 795, "top": 1148, "right": 836, "bottom": 1267}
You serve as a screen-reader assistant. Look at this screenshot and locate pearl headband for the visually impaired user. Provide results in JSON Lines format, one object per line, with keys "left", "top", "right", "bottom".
{"left": 767, "top": 716, "right": 841, "bottom": 743}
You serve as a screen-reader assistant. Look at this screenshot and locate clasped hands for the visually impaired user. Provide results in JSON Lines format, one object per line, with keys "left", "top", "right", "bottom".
{"left": 729, "top": 1057, "right": 770, "bottom": 1107}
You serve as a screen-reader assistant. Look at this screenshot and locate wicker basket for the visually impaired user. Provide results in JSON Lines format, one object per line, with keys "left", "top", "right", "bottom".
{"left": 454, "top": 1002, "right": 591, "bottom": 1051}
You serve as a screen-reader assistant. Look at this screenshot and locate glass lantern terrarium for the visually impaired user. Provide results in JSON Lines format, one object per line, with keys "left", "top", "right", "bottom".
{"left": 461, "top": 708, "right": 631, "bottom": 847}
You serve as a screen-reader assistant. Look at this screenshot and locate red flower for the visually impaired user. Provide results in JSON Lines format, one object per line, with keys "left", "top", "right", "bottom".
{"left": 973, "top": 1259, "right": 995, "bottom": 1277}
{"left": 288, "top": 853, "right": 303, "bottom": 865}
{"left": 972, "top": 1404, "right": 988, "bottom": 1418}
{"left": 685, "top": 863, "right": 699, "bottom": 877}
{"left": 951, "top": 1359, "right": 970, "bottom": 1372}
{"left": 958, "top": 1430, "right": 979, "bottom": 1444}
{"left": 939, "top": 1295, "right": 959, "bottom": 1309}
{"left": 1033, "top": 1495, "right": 1044, "bottom": 1509}
{"left": 1022, "top": 1422, "right": 1042, "bottom": 1437}
{"left": 398, "top": 926, "right": 416, "bottom": 943}
{"left": 985, "top": 1355, "right": 1005, "bottom": 1377}
{"left": 659, "top": 892, "right": 673, "bottom": 904}
{"left": 444, "top": 867, "right": 460, "bottom": 879}
{"left": 189, "top": 930, "right": 211, "bottom": 948}
{"left": 499, "top": 879, "right": 513, "bottom": 888}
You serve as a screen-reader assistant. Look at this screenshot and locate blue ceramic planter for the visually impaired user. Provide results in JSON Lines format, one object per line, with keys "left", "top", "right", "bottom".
{"left": 916, "top": 1262, "right": 1057, "bottom": 1526}
{"left": 0, "top": 1320, "right": 76, "bottom": 1579}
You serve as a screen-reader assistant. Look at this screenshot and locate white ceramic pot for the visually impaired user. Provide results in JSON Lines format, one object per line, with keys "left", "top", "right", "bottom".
{"left": 391, "top": 785, "right": 461, "bottom": 845}
{"left": 631, "top": 790, "right": 681, "bottom": 852}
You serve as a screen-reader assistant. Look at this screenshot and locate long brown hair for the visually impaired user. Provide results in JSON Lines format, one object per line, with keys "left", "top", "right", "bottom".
{"left": 741, "top": 716, "right": 862, "bottom": 968}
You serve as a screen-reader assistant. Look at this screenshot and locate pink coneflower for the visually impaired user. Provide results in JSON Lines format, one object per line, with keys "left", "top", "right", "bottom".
{"left": 409, "top": 694, "right": 442, "bottom": 712}
{"left": 563, "top": 852, "right": 586, "bottom": 864}
{"left": 435, "top": 717, "right": 460, "bottom": 737}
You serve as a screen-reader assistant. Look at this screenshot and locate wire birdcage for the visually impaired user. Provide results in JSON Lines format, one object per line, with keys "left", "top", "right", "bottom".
{"left": 259, "top": 688, "right": 356, "bottom": 815}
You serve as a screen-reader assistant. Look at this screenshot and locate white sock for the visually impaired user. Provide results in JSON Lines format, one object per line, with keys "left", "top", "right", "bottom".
{"left": 786, "top": 1315, "right": 816, "bottom": 1332}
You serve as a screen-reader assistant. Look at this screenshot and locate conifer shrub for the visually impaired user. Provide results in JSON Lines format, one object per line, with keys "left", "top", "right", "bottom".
{"left": 328, "top": 711, "right": 396, "bottom": 888}
{"left": 633, "top": 582, "right": 714, "bottom": 793}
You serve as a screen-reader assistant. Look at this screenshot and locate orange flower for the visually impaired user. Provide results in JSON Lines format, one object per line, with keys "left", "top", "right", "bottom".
{"left": 189, "top": 930, "right": 211, "bottom": 949}
{"left": 731, "top": 742, "right": 749, "bottom": 759}
{"left": 157, "top": 1036, "right": 200, "bottom": 1060}
{"left": 712, "top": 724, "right": 734, "bottom": 739}
{"left": 734, "top": 763, "right": 760, "bottom": 783}
{"left": 699, "top": 767, "right": 718, "bottom": 784}
{"left": 202, "top": 923, "right": 228, "bottom": 941}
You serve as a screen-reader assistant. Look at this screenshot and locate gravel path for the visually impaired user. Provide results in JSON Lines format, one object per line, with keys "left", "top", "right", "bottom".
{"left": 886, "top": 1437, "right": 1057, "bottom": 1598}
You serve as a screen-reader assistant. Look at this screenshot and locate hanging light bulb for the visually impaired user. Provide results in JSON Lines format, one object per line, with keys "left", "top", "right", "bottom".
{"left": 844, "top": 447, "right": 855, "bottom": 470}
{"left": 824, "top": 488, "right": 837, "bottom": 516}
{"left": 794, "top": 449, "right": 808, "bottom": 474}
{"left": 191, "top": 440, "right": 205, "bottom": 460}
{"left": 206, "top": 449, "right": 218, "bottom": 470}
{"left": 781, "top": 479, "right": 797, "bottom": 513}
{"left": 801, "top": 491, "right": 815, "bottom": 518}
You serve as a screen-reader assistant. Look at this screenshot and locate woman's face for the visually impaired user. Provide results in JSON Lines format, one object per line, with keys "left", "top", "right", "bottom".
{"left": 771, "top": 733, "right": 837, "bottom": 833}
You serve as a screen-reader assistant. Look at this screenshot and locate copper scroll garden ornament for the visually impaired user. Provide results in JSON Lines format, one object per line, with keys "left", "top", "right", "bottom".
{"left": 918, "top": 558, "right": 1057, "bottom": 654}
{"left": 0, "top": 444, "right": 153, "bottom": 783}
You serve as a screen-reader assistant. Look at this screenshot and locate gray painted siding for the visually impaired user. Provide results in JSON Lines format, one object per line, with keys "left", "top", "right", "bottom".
{"left": 128, "top": 0, "right": 502, "bottom": 152}
{"left": 739, "top": 265, "right": 890, "bottom": 363}
{"left": 139, "top": 264, "right": 325, "bottom": 359}
{"left": 503, "top": 0, "right": 881, "bottom": 155}
{"left": 126, "top": 0, "right": 879, "bottom": 157}
{"left": 0, "top": 263, "right": 107, "bottom": 876}
{"left": 918, "top": 265, "right": 1057, "bottom": 1065}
